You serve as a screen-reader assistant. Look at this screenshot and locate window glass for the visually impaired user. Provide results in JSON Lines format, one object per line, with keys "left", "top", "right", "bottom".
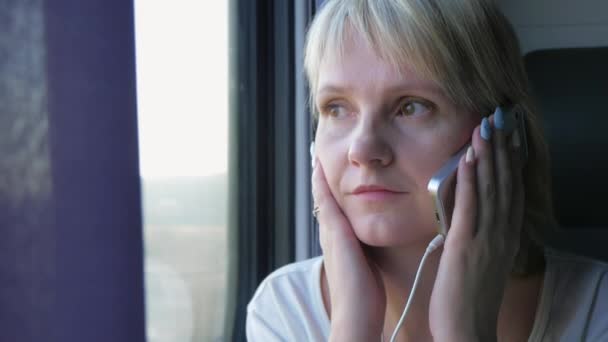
{"left": 134, "top": 1, "right": 229, "bottom": 341}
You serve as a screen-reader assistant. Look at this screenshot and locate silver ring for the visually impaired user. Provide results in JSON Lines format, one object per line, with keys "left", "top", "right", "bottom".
{"left": 312, "top": 205, "right": 320, "bottom": 218}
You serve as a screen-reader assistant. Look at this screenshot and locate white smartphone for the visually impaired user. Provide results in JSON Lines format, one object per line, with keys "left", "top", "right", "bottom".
{"left": 427, "top": 106, "right": 528, "bottom": 236}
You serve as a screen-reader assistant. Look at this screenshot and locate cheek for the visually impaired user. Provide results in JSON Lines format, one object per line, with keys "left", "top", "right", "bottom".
{"left": 398, "top": 122, "right": 475, "bottom": 189}
{"left": 395, "top": 139, "right": 452, "bottom": 187}
{"left": 315, "top": 135, "right": 348, "bottom": 199}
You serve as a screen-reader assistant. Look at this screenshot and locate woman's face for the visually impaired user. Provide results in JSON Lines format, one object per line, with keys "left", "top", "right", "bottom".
{"left": 314, "top": 32, "right": 479, "bottom": 247}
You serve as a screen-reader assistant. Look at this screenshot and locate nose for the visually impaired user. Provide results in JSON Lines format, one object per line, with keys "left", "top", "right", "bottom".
{"left": 348, "top": 123, "right": 394, "bottom": 168}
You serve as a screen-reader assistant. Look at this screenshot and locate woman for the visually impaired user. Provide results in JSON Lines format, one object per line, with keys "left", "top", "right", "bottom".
{"left": 247, "top": 0, "right": 608, "bottom": 341}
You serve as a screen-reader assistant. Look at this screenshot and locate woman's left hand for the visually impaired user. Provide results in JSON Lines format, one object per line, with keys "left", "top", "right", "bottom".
{"left": 429, "top": 112, "right": 525, "bottom": 341}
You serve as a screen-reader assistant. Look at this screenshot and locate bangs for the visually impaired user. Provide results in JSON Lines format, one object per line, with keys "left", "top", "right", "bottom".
{"left": 304, "top": 0, "right": 523, "bottom": 117}
{"left": 304, "top": 0, "right": 460, "bottom": 113}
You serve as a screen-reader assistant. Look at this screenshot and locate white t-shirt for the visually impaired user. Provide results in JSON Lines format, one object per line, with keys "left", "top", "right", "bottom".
{"left": 246, "top": 248, "right": 608, "bottom": 341}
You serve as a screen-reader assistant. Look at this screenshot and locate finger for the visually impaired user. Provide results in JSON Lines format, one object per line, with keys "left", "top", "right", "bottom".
{"left": 491, "top": 107, "right": 514, "bottom": 233}
{"left": 509, "top": 129, "right": 525, "bottom": 244}
{"left": 312, "top": 160, "right": 338, "bottom": 218}
{"left": 509, "top": 128, "right": 524, "bottom": 172}
{"left": 311, "top": 161, "right": 357, "bottom": 250}
{"left": 447, "top": 146, "right": 477, "bottom": 246}
{"left": 473, "top": 118, "right": 496, "bottom": 239}
{"left": 312, "top": 161, "right": 375, "bottom": 302}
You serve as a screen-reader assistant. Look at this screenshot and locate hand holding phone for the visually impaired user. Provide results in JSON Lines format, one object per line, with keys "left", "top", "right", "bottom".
{"left": 427, "top": 106, "right": 527, "bottom": 236}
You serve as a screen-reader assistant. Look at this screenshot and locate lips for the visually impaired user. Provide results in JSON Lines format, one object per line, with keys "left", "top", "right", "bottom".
{"left": 350, "top": 185, "right": 406, "bottom": 202}
{"left": 352, "top": 184, "right": 404, "bottom": 194}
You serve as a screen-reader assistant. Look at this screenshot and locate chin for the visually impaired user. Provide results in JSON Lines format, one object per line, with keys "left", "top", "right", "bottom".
{"left": 349, "top": 212, "right": 436, "bottom": 247}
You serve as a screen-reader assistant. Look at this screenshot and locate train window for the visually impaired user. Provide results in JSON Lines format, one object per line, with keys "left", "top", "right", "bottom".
{"left": 134, "top": 1, "right": 229, "bottom": 341}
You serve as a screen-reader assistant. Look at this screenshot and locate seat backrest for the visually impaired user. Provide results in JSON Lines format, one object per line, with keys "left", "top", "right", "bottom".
{"left": 524, "top": 47, "right": 608, "bottom": 260}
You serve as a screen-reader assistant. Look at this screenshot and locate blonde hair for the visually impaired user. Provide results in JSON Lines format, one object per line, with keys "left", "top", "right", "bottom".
{"left": 305, "top": 0, "right": 556, "bottom": 276}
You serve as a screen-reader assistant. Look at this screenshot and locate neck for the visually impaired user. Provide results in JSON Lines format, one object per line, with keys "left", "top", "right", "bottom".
{"left": 369, "top": 239, "right": 441, "bottom": 341}
{"left": 367, "top": 240, "right": 544, "bottom": 342}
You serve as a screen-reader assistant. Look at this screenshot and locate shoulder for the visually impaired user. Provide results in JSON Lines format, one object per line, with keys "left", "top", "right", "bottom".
{"left": 545, "top": 247, "right": 608, "bottom": 270}
{"left": 541, "top": 248, "right": 608, "bottom": 341}
{"left": 544, "top": 248, "right": 608, "bottom": 294}
{"left": 248, "top": 256, "right": 323, "bottom": 311}
{"left": 246, "top": 256, "right": 329, "bottom": 342}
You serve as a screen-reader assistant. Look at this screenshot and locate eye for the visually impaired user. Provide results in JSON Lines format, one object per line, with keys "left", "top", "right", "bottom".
{"left": 397, "top": 98, "right": 432, "bottom": 117}
{"left": 320, "top": 102, "right": 350, "bottom": 119}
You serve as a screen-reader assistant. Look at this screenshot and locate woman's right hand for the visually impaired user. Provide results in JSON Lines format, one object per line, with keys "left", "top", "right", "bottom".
{"left": 312, "top": 159, "right": 386, "bottom": 341}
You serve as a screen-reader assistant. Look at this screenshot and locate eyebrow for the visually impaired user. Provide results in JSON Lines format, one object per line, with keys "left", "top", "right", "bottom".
{"left": 316, "top": 85, "right": 354, "bottom": 97}
{"left": 316, "top": 81, "right": 446, "bottom": 99}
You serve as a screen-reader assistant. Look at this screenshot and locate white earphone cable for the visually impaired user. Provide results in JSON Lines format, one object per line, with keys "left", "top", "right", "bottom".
{"left": 388, "top": 234, "right": 445, "bottom": 342}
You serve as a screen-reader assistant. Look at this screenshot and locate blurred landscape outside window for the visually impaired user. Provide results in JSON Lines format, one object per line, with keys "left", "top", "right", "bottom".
{"left": 134, "top": 1, "right": 228, "bottom": 341}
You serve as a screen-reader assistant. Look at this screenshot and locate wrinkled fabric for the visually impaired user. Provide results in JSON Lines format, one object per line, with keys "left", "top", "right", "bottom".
{"left": 247, "top": 248, "right": 608, "bottom": 341}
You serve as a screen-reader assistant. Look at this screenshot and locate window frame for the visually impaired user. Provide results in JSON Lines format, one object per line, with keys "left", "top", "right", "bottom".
{"left": 226, "top": 0, "right": 302, "bottom": 340}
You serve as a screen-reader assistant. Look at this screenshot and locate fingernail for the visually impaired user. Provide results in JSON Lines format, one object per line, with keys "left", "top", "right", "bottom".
{"left": 466, "top": 146, "right": 475, "bottom": 163}
{"left": 481, "top": 117, "right": 492, "bottom": 141}
{"left": 494, "top": 106, "right": 505, "bottom": 130}
{"left": 512, "top": 129, "right": 521, "bottom": 148}
{"left": 312, "top": 157, "right": 317, "bottom": 169}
